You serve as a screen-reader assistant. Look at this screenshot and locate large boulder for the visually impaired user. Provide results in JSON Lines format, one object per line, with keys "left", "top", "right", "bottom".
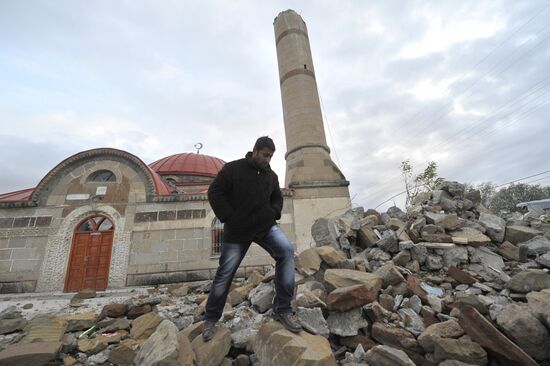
{"left": 324, "top": 269, "right": 382, "bottom": 294}
{"left": 507, "top": 270, "right": 550, "bottom": 293}
{"left": 526, "top": 290, "right": 550, "bottom": 327}
{"left": 364, "top": 345, "right": 416, "bottom": 366}
{"left": 311, "top": 218, "right": 340, "bottom": 248}
{"left": 134, "top": 320, "right": 179, "bottom": 366}
{"left": 191, "top": 326, "right": 232, "bottom": 366}
{"left": 504, "top": 226, "right": 544, "bottom": 244}
{"left": 253, "top": 321, "right": 336, "bottom": 366}
{"left": 326, "top": 284, "right": 377, "bottom": 312}
{"left": 496, "top": 303, "right": 550, "bottom": 361}
{"left": 478, "top": 212, "right": 506, "bottom": 242}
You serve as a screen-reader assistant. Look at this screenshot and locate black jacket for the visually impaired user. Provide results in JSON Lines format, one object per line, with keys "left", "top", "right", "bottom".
{"left": 208, "top": 152, "right": 283, "bottom": 244}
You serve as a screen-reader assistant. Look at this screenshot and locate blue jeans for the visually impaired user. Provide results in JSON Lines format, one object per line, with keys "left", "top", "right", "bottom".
{"left": 204, "top": 225, "right": 295, "bottom": 322}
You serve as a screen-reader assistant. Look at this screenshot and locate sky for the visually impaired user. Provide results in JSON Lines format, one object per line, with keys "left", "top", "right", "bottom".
{"left": 1, "top": 1, "right": 549, "bottom": 211}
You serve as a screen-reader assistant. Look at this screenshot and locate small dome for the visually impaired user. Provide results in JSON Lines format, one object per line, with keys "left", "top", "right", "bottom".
{"left": 149, "top": 153, "right": 225, "bottom": 177}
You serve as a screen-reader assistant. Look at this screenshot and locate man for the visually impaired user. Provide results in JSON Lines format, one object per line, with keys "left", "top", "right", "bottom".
{"left": 202, "top": 136, "right": 302, "bottom": 341}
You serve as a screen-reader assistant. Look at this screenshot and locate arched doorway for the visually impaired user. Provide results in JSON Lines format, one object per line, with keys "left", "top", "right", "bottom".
{"left": 64, "top": 214, "right": 114, "bottom": 292}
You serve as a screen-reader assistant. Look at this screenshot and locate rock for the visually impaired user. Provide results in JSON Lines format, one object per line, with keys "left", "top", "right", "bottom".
{"left": 376, "top": 230, "right": 399, "bottom": 253}
{"left": 450, "top": 228, "right": 491, "bottom": 247}
{"left": 312, "top": 218, "right": 340, "bottom": 247}
{"left": 374, "top": 263, "right": 406, "bottom": 288}
{"left": 192, "top": 326, "right": 232, "bottom": 366}
{"left": 225, "top": 307, "right": 259, "bottom": 348}
{"left": 326, "top": 308, "right": 368, "bottom": 337}
{"left": 497, "top": 241, "right": 520, "bottom": 261}
{"left": 507, "top": 269, "right": 550, "bottom": 293}
{"left": 0, "top": 318, "right": 27, "bottom": 335}
{"left": 364, "top": 345, "right": 415, "bottom": 366}
{"left": 457, "top": 304, "right": 539, "bottom": 366}
{"left": 438, "top": 181, "right": 466, "bottom": 197}
{"left": 177, "top": 332, "right": 195, "bottom": 366}
{"left": 248, "top": 282, "right": 275, "bottom": 313}
{"left": 526, "top": 290, "right": 550, "bottom": 327}
{"left": 87, "top": 349, "right": 110, "bottom": 365}
{"left": 101, "top": 317, "right": 130, "bottom": 333}
{"left": 478, "top": 212, "right": 506, "bottom": 242}
{"left": 228, "top": 283, "right": 255, "bottom": 306}
{"left": 469, "top": 247, "right": 505, "bottom": 280}
{"left": 0, "top": 341, "right": 62, "bottom": 366}
{"left": 72, "top": 288, "right": 96, "bottom": 300}
{"left": 134, "top": 320, "right": 180, "bottom": 366}
{"left": 387, "top": 206, "right": 407, "bottom": 221}
{"left": 439, "top": 361, "right": 479, "bottom": 366}
{"left": 521, "top": 235, "right": 550, "bottom": 256}
{"left": 253, "top": 321, "right": 336, "bottom": 366}
{"left": 432, "top": 336, "right": 487, "bottom": 365}
{"left": 109, "top": 341, "right": 137, "bottom": 366}
{"left": 324, "top": 269, "right": 382, "bottom": 294}
{"left": 536, "top": 253, "right": 550, "bottom": 268}
{"left": 0, "top": 307, "right": 21, "bottom": 320}
{"left": 296, "top": 248, "right": 322, "bottom": 276}
{"left": 371, "top": 322, "right": 423, "bottom": 353}
{"left": 448, "top": 266, "right": 476, "bottom": 285}
{"left": 315, "top": 246, "right": 348, "bottom": 267}
{"left": 296, "top": 307, "right": 330, "bottom": 337}
{"left": 23, "top": 314, "right": 67, "bottom": 343}
{"left": 130, "top": 312, "right": 163, "bottom": 340}
{"left": 77, "top": 336, "right": 110, "bottom": 355}
{"left": 392, "top": 250, "right": 411, "bottom": 266}
{"left": 496, "top": 303, "right": 550, "bottom": 361}
{"left": 127, "top": 304, "right": 152, "bottom": 319}
{"left": 326, "top": 284, "right": 377, "bottom": 312}
{"left": 504, "top": 226, "right": 544, "bottom": 245}
{"left": 421, "top": 225, "right": 453, "bottom": 243}
{"left": 398, "top": 308, "right": 425, "bottom": 336}
{"left": 295, "top": 290, "right": 327, "bottom": 309}
{"left": 425, "top": 212, "right": 459, "bottom": 230}
{"left": 437, "top": 246, "right": 469, "bottom": 268}
{"left": 406, "top": 275, "right": 428, "bottom": 302}
{"left": 357, "top": 226, "right": 378, "bottom": 248}
{"left": 425, "top": 255, "right": 443, "bottom": 270}
{"left": 168, "top": 284, "right": 189, "bottom": 297}
{"left": 98, "top": 303, "right": 128, "bottom": 320}
{"left": 418, "top": 319, "right": 464, "bottom": 352}
{"left": 63, "top": 312, "right": 96, "bottom": 332}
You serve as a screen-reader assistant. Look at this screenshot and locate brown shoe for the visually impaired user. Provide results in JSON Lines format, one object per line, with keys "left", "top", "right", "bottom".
{"left": 273, "top": 312, "right": 302, "bottom": 333}
{"left": 202, "top": 321, "right": 217, "bottom": 341}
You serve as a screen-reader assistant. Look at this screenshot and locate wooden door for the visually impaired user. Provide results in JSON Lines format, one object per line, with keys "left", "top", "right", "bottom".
{"left": 65, "top": 215, "right": 114, "bottom": 292}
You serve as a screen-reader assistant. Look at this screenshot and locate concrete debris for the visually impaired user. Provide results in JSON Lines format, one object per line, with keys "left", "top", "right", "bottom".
{"left": 1, "top": 180, "right": 550, "bottom": 365}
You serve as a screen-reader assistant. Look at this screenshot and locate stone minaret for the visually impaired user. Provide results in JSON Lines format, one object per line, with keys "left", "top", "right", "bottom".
{"left": 274, "top": 10, "right": 351, "bottom": 251}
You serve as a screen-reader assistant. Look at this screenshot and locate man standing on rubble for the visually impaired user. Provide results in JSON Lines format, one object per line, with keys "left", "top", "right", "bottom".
{"left": 202, "top": 136, "right": 302, "bottom": 341}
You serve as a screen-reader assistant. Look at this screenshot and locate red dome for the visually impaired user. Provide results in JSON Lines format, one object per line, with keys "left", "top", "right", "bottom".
{"left": 149, "top": 153, "right": 225, "bottom": 177}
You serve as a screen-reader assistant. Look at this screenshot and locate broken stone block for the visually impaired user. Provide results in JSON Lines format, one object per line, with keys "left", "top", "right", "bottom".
{"left": 536, "top": 252, "right": 550, "bottom": 268}
{"left": 432, "top": 336, "right": 487, "bottom": 365}
{"left": 0, "top": 318, "right": 27, "bottom": 335}
{"left": 457, "top": 304, "right": 539, "bottom": 366}
{"left": 392, "top": 250, "right": 411, "bottom": 266}
{"left": 192, "top": 326, "right": 232, "bottom": 366}
{"left": 437, "top": 246, "right": 469, "bottom": 269}
{"left": 326, "top": 284, "right": 377, "bottom": 312}
{"left": 497, "top": 241, "right": 520, "bottom": 261}
{"left": 127, "top": 304, "right": 152, "bottom": 319}
{"left": 425, "top": 255, "right": 443, "bottom": 270}
{"left": 376, "top": 230, "right": 399, "bottom": 253}
{"left": 296, "top": 307, "right": 329, "bottom": 337}
{"left": 496, "top": 303, "right": 550, "bottom": 361}
{"left": 98, "top": 303, "right": 128, "bottom": 321}
{"left": 438, "top": 181, "right": 466, "bottom": 198}
{"left": 526, "top": 290, "right": 550, "bottom": 327}
{"left": 311, "top": 218, "right": 340, "bottom": 248}
{"left": 448, "top": 266, "right": 476, "bottom": 285}
{"left": 296, "top": 248, "right": 322, "bottom": 276}
{"left": 398, "top": 307, "right": 425, "bottom": 336}
{"left": 130, "top": 312, "right": 162, "bottom": 340}
{"left": 357, "top": 225, "right": 378, "bottom": 248}
{"left": 504, "top": 225, "right": 544, "bottom": 245}
{"left": 326, "top": 308, "right": 368, "bottom": 337}
{"left": 425, "top": 212, "right": 459, "bottom": 230}
{"left": 364, "top": 345, "right": 416, "bottom": 366}
{"left": 22, "top": 314, "right": 67, "bottom": 343}
{"left": 228, "top": 283, "right": 255, "bottom": 306}
{"left": 225, "top": 307, "right": 260, "bottom": 348}
{"left": 507, "top": 269, "right": 550, "bottom": 293}
{"left": 371, "top": 322, "right": 423, "bottom": 354}
{"left": 421, "top": 225, "right": 453, "bottom": 243}
{"left": 315, "top": 246, "right": 347, "bottom": 267}
{"left": 0, "top": 341, "right": 62, "bottom": 366}
{"left": 450, "top": 228, "right": 491, "bottom": 247}
{"left": 248, "top": 282, "right": 275, "bottom": 313}
{"left": 63, "top": 312, "right": 96, "bottom": 332}
{"left": 520, "top": 235, "right": 550, "bottom": 256}
{"left": 109, "top": 340, "right": 138, "bottom": 366}
{"left": 374, "top": 263, "right": 406, "bottom": 288}
{"left": 324, "top": 269, "right": 382, "bottom": 294}
{"left": 418, "top": 319, "right": 464, "bottom": 352}
{"left": 253, "top": 321, "right": 336, "bottom": 366}
{"left": 478, "top": 212, "right": 505, "bottom": 242}
{"left": 296, "top": 289, "right": 327, "bottom": 309}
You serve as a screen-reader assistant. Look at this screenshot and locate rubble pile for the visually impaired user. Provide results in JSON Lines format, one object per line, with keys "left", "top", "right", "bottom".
{"left": 0, "top": 180, "right": 549, "bottom": 365}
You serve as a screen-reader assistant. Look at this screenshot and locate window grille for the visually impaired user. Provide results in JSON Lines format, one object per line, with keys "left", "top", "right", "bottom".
{"left": 211, "top": 217, "right": 224, "bottom": 255}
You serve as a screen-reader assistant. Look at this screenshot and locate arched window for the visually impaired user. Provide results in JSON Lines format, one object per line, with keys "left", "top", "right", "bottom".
{"left": 211, "top": 217, "right": 224, "bottom": 255}
{"left": 76, "top": 214, "right": 114, "bottom": 232}
{"left": 87, "top": 170, "right": 116, "bottom": 182}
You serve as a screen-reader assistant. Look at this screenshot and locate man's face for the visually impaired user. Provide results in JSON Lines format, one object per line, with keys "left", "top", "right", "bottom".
{"left": 252, "top": 147, "right": 274, "bottom": 169}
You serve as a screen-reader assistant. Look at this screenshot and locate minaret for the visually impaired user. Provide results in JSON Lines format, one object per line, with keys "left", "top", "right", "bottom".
{"left": 274, "top": 10, "right": 351, "bottom": 251}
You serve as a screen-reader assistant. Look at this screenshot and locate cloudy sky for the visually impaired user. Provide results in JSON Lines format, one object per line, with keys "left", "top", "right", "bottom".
{"left": 1, "top": 1, "right": 549, "bottom": 210}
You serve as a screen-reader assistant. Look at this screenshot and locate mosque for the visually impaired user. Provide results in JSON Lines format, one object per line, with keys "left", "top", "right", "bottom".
{"left": 0, "top": 10, "right": 351, "bottom": 293}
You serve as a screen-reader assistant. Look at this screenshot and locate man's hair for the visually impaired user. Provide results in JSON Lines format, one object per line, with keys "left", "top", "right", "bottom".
{"left": 253, "top": 136, "right": 276, "bottom": 152}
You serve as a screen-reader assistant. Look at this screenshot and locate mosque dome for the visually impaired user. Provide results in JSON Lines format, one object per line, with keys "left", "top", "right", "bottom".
{"left": 149, "top": 153, "right": 225, "bottom": 177}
